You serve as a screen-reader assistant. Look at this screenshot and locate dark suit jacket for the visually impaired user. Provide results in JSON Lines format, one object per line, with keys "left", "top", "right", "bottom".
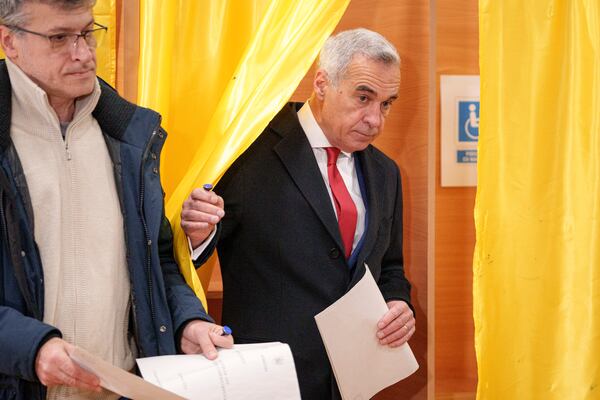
{"left": 215, "top": 103, "right": 412, "bottom": 399}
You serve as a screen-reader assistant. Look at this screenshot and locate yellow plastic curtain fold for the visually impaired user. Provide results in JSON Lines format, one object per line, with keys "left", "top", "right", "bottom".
{"left": 0, "top": 0, "right": 116, "bottom": 86}
{"left": 475, "top": 1, "right": 600, "bottom": 399}
{"left": 137, "top": 0, "right": 350, "bottom": 309}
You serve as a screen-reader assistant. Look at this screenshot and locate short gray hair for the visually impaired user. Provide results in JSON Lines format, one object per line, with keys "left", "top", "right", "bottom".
{"left": 318, "top": 28, "right": 400, "bottom": 86}
{"left": 0, "top": 0, "right": 95, "bottom": 26}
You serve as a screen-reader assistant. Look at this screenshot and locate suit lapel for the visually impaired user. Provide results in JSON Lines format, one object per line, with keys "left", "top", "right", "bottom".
{"left": 350, "top": 147, "right": 386, "bottom": 283}
{"left": 272, "top": 105, "right": 344, "bottom": 251}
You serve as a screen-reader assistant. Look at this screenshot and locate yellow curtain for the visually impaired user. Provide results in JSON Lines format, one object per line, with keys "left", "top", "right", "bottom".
{"left": 474, "top": 1, "right": 600, "bottom": 399}
{"left": 138, "top": 0, "right": 350, "bottom": 308}
{"left": 0, "top": 1, "right": 116, "bottom": 86}
{"left": 93, "top": 0, "right": 117, "bottom": 86}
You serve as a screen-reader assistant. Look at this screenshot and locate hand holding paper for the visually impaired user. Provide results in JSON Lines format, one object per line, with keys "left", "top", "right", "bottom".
{"left": 69, "top": 343, "right": 301, "bottom": 400}
{"left": 377, "top": 300, "right": 416, "bottom": 347}
{"left": 36, "top": 338, "right": 101, "bottom": 393}
{"left": 315, "top": 266, "right": 418, "bottom": 400}
{"left": 180, "top": 319, "right": 234, "bottom": 359}
{"left": 68, "top": 346, "right": 185, "bottom": 400}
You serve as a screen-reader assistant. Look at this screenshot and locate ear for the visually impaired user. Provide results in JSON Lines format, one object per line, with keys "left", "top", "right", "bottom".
{"left": 313, "top": 69, "right": 330, "bottom": 100}
{"left": 0, "top": 26, "right": 19, "bottom": 59}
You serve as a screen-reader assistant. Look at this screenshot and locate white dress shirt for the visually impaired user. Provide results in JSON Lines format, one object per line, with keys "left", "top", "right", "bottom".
{"left": 297, "top": 102, "right": 367, "bottom": 253}
{"left": 191, "top": 102, "right": 367, "bottom": 259}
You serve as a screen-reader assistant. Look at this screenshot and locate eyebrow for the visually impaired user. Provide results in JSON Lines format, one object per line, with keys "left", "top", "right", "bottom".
{"left": 355, "top": 85, "right": 376, "bottom": 95}
{"left": 355, "top": 85, "right": 399, "bottom": 101}
{"left": 47, "top": 19, "right": 95, "bottom": 34}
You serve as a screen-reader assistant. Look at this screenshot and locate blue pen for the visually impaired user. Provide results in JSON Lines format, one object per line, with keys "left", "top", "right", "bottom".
{"left": 203, "top": 183, "right": 213, "bottom": 191}
{"left": 221, "top": 325, "right": 232, "bottom": 336}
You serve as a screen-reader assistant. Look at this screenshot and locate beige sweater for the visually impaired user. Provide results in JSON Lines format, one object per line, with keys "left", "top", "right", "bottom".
{"left": 7, "top": 60, "right": 135, "bottom": 400}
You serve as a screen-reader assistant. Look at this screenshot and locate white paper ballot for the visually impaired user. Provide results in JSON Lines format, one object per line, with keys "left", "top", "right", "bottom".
{"left": 315, "top": 266, "right": 419, "bottom": 400}
{"left": 137, "top": 342, "right": 301, "bottom": 400}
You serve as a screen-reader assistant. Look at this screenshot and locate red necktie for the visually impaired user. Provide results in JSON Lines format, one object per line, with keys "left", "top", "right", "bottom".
{"left": 325, "top": 147, "right": 357, "bottom": 259}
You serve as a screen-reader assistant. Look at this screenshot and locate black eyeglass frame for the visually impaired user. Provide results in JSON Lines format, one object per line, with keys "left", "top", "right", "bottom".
{"left": 4, "top": 22, "right": 108, "bottom": 50}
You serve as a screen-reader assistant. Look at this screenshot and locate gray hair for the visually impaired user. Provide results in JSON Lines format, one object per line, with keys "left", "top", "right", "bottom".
{"left": 318, "top": 28, "right": 400, "bottom": 86}
{"left": 0, "top": 0, "right": 95, "bottom": 26}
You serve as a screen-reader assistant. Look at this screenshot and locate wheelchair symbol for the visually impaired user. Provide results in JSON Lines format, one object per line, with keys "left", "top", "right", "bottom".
{"left": 464, "top": 104, "right": 479, "bottom": 140}
{"left": 458, "top": 101, "right": 479, "bottom": 142}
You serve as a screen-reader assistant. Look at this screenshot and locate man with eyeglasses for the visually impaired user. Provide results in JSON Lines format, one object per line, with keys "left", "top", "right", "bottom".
{"left": 0, "top": 1, "right": 231, "bottom": 399}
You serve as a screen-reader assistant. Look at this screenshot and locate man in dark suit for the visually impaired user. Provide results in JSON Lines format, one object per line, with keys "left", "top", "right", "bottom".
{"left": 182, "top": 28, "right": 415, "bottom": 399}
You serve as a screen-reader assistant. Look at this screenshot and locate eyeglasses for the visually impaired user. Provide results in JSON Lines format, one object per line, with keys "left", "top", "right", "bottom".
{"left": 6, "top": 22, "right": 108, "bottom": 52}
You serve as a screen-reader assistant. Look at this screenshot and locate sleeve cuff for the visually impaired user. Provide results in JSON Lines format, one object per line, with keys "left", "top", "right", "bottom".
{"left": 188, "top": 227, "right": 217, "bottom": 261}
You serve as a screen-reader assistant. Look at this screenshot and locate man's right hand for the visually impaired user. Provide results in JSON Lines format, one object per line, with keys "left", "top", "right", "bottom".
{"left": 181, "top": 187, "right": 225, "bottom": 249}
{"left": 35, "top": 338, "right": 101, "bottom": 392}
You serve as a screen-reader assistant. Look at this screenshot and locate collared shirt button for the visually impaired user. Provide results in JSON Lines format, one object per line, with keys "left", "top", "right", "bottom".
{"left": 159, "top": 325, "right": 167, "bottom": 333}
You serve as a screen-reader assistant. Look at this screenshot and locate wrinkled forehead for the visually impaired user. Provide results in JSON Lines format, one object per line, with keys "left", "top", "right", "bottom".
{"left": 20, "top": 1, "right": 93, "bottom": 28}
{"left": 343, "top": 56, "right": 401, "bottom": 96}
{"left": 20, "top": 0, "right": 96, "bottom": 12}
{"left": 19, "top": 1, "right": 94, "bottom": 29}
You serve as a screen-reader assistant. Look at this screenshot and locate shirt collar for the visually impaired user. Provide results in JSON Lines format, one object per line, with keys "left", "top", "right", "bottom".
{"left": 297, "top": 101, "right": 352, "bottom": 157}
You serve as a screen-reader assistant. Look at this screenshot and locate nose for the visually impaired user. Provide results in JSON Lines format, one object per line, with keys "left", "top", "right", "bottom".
{"left": 363, "top": 102, "right": 383, "bottom": 129}
{"left": 70, "top": 36, "right": 94, "bottom": 62}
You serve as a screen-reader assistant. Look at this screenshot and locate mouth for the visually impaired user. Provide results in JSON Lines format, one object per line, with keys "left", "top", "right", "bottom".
{"left": 67, "top": 69, "right": 95, "bottom": 77}
{"left": 354, "top": 130, "right": 377, "bottom": 139}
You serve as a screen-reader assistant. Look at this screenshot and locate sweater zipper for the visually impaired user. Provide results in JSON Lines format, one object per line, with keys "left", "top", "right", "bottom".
{"left": 64, "top": 121, "right": 75, "bottom": 161}
{"left": 139, "top": 122, "right": 161, "bottom": 353}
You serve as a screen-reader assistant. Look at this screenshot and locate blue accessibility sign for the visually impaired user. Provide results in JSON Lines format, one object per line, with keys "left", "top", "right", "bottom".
{"left": 458, "top": 101, "right": 479, "bottom": 142}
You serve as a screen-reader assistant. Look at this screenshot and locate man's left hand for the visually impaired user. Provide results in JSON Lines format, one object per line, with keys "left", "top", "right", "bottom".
{"left": 376, "top": 300, "right": 415, "bottom": 347}
{"left": 180, "top": 320, "right": 234, "bottom": 360}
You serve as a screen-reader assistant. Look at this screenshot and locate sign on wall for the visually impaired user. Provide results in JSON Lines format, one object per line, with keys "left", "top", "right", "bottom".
{"left": 441, "top": 75, "right": 480, "bottom": 187}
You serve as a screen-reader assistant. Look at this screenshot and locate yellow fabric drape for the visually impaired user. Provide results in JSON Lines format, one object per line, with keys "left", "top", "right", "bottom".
{"left": 474, "top": 1, "right": 600, "bottom": 399}
{"left": 138, "top": 0, "right": 350, "bottom": 308}
{"left": 94, "top": 0, "right": 117, "bottom": 87}
{"left": 93, "top": 0, "right": 117, "bottom": 86}
{"left": 1, "top": 1, "right": 116, "bottom": 86}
